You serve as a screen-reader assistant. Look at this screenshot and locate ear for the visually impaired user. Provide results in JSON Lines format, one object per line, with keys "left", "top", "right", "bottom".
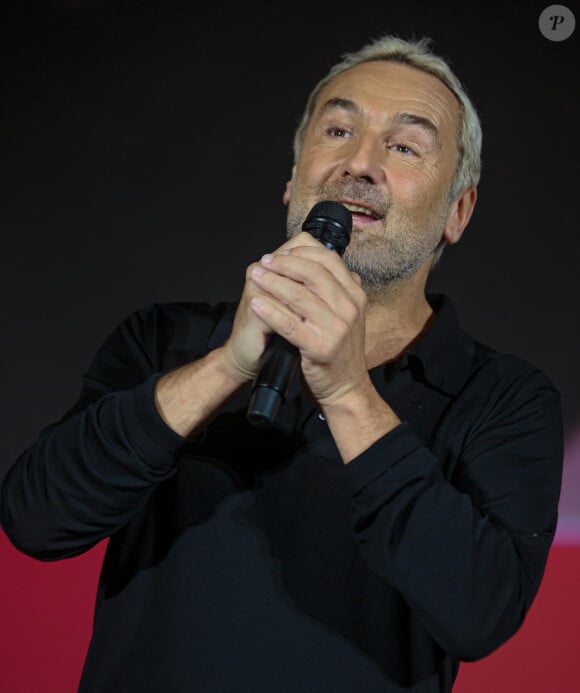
{"left": 282, "top": 166, "right": 297, "bottom": 206}
{"left": 442, "top": 187, "right": 477, "bottom": 245}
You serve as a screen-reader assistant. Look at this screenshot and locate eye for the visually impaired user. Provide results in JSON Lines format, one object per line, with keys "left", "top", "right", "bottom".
{"left": 326, "top": 127, "right": 352, "bottom": 139}
{"left": 390, "top": 144, "right": 416, "bottom": 156}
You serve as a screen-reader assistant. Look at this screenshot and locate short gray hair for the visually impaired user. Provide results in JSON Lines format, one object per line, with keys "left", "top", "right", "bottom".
{"left": 293, "top": 35, "right": 482, "bottom": 202}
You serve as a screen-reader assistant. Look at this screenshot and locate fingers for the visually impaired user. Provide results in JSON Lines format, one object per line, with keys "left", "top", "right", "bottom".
{"left": 252, "top": 246, "right": 365, "bottom": 313}
{"left": 253, "top": 232, "right": 360, "bottom": 293}
{"left": 247, "top": 247, "right": 366, "bottom": 358}
{"left": 273, "top": 231, "right": 322, "bottom": 253}
{"left": 242, "top": 233, "right": 320, "bottom": 294}
{"left": 225, "top": 235, "right": 349, "bottom": 381}
{"left": 250, "top": 267, "right": 336, "bottom": 343}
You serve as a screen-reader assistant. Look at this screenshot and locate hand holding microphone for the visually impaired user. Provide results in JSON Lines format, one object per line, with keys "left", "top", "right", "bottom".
{"left": 247, "top": 201, "right": 353, "bottom": 427}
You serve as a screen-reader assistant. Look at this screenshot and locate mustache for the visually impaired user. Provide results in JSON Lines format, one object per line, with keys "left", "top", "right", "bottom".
{"left": 320, "top": 181, "right": 390, "bottom": 218}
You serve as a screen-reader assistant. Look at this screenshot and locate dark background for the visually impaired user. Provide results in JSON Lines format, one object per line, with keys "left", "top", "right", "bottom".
{"left": 1, "top": 0, "right": 578, "bottom": 492}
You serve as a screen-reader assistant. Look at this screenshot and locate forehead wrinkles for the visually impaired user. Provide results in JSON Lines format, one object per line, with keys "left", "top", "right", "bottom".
{"left": 313, "top": 63, "right": 459, "bottom": 139}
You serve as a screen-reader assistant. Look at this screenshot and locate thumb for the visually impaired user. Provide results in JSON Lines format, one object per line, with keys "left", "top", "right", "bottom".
{"left": 351, "top": 272, "right": 362, "bottom": 287}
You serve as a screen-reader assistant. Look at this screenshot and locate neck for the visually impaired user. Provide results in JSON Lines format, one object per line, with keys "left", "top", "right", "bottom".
{"left": 363, "top": 268, "right": 433, "bottom": 369}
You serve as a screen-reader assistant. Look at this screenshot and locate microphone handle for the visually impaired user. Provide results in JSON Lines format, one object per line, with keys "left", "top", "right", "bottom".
{"left": 246, "top": 201, "right": 351, "bottom": 427}
{"left": 246, "top": 333, "right": 300, "bottom": 427}
{"left": 246, "top": 239, "right": 345, "bottom": 427}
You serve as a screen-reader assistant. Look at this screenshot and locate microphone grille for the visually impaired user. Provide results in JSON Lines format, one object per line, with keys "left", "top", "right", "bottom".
{"left": 305, "top": 200, "right": 352, "bottom": 233}
{"left": 302, "top": 200, "right": 352, "bottom": 256}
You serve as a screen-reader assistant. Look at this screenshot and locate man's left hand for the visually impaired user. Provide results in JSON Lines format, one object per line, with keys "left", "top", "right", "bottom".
{"left": 248, "top": 231, "right": 369, "bottom": 406}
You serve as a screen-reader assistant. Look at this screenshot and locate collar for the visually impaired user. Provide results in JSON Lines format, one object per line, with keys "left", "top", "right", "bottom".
{"left": 399, "top": 293, "right": 476, "bottom": 396}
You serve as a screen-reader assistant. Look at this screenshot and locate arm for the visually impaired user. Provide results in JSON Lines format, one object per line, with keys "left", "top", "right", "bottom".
{"left": 245, "top": 244, "right": 563, "bottom": 661}
{"left": 0, "top": 234, "right": 323, "bottom": 561}
{"left": 0, "top": 305, "right": 246, "bottom": 560}
{"left": 342, "top": 362, "right": 562, "bottom": 660}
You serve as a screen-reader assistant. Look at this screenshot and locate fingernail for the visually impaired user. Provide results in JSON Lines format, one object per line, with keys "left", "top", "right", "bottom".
{"left": 261, "top": 253, "right": 274, "bottom": 264}
{"left": 252, "top": 265, "right": 265, "bottom": 277}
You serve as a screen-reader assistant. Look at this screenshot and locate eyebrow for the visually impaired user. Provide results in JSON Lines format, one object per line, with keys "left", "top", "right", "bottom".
{"left": 393, "top": 112, "right": 440, "bottom": 146}
{"left": 319, "top": 98, "right": 441, "bottom": 146}
{"left": 319, "top": 97, "right": 361, "bottom": 116}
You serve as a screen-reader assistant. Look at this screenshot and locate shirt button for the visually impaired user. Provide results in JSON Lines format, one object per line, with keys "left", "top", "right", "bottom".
{"left": 318, "top": 412, "right": 326, "bottom": 422}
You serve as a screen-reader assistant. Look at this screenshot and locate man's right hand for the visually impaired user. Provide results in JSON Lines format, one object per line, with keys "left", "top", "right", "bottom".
{"left": 154, "top": 233, "right": 323, "bottom": 437}
{"left": 221, "top": 232, "right": 326, "bottom": 383}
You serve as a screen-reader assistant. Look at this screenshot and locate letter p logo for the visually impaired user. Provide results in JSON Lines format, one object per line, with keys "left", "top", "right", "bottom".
{"left": 539, "top": 5, "right": 576, "bottom": 40}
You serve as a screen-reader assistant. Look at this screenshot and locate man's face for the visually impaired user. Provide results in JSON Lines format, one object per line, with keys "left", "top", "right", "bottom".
{"left": 285, "top": 60, "right": 462, "bottom": 288}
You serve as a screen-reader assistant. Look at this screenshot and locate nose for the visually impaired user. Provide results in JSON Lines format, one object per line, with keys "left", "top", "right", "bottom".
{"left": 339, "top": 133, "right": 384, "bottom": 185}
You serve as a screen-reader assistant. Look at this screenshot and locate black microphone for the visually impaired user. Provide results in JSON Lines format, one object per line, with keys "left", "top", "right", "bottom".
{"left": 246, "top": 200, "right": 352, "bottom": 427}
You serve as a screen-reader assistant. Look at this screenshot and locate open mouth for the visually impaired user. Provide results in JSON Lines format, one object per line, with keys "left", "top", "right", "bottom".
{"left": 340, "top": 202, "right": 382, "bottom": 224}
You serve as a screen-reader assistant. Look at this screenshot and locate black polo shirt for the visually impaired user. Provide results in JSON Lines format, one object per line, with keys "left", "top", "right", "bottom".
{"left": 0, "top": 295, "right": 563, "bottom": 692}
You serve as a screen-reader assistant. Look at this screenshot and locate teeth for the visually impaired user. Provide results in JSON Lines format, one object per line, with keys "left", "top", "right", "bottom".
{"left": 343, "top": 203, "right": 377, "bottom": 218}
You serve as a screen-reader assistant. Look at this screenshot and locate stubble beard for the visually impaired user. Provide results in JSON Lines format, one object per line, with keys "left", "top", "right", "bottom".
{"left": 286, "top": 181, "right": 450, "bottom": 294}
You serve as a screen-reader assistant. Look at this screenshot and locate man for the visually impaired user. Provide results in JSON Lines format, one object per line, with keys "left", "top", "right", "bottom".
{"left": 0, "top": 35, "right": 562, "bottom": 692}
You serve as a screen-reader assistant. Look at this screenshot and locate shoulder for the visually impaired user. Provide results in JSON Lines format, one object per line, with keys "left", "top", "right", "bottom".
{"left": 460, "top": 339, "right": 562, "bottom": 448}
{"left": 85, "top": 301, "right": 238, "bottom": 388}
{"left": 123, "top": 301, "right": 237, "bottom": 346}
{"left": 470, "top": 339, "right": 559, "bottom": 398}
{"left": 422, "top": 295, "right": 558, "bottom": 402}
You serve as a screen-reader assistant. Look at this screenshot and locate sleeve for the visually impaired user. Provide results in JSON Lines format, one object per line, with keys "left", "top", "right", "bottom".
{"left": 341, "top": 361, "right": 563, "bottom": 662}
{"left": 0, "top": 306, "right": 189, "bottom": 561}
